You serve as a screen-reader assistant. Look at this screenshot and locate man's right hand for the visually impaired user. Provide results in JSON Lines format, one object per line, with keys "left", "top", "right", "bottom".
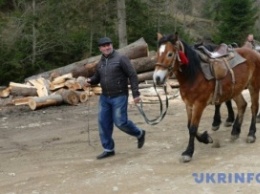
{"left": 84, "top": 78, "right": 91, "bottom": 87}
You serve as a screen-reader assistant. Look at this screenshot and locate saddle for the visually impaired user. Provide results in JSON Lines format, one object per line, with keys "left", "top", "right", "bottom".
{"left": 197, "top": 43, "right": 235, "bottom": 80}
{"left": 196, "top": 43, "right": 236, "bottom": 104}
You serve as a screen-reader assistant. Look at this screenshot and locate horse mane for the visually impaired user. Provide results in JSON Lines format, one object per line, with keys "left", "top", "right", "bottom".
{"left": 181, "top": 40, "right": 202, "bottom": 84}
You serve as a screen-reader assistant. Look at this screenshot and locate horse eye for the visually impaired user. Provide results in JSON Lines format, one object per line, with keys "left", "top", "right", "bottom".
{"left": 168, "top": 53, "right": 173, "bottom": 57}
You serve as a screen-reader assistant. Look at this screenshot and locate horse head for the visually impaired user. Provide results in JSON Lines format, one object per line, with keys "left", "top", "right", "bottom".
{"left": 153, "top": 32, "right": 187, "bottom": 85}
{"left": 153, "top": 32, "right": 202, "bottom": 87}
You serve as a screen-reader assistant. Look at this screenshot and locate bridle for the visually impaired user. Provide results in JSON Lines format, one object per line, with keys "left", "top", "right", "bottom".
{"left": 136, "top": 40, "right": 183, "bottom": 125}
{"left": 155, "top": 40, "right": 184, "bottom": 74}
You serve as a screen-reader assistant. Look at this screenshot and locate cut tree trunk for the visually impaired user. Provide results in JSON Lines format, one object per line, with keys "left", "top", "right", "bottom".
{"left": 28, "top": 95, "right": 63, "bottom": 110}
{"left": 71, "top": 51, "right": 156, "bottom": 78}
{"left": 132, "top": 51, "right": 156, "bottom": 73}
{"left": 54, "top": 89, "right": 79, "bottom": 105}
{"left": 9, "top": 82, "right": 38, "bottom": 97}
{"left": 137, "top": 71, "right": 154, "bottom": 83}
{"left": 0, "top": 87, "right": 11, "bottom": 98}
{"left": 12, "top": 97, "right": 33, "bottom": 106}
{"left": 74, "top": 91, "right": 89, "bottom": 102}
{"left": 25, "top": 37, "right": 149, "bottom": 81}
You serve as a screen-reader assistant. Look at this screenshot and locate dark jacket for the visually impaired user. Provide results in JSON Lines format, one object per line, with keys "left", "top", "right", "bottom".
{"left": 89, "top": 50, "right": 140, "bottom": 98}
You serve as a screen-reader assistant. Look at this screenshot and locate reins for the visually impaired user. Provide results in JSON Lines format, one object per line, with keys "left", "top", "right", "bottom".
{"left": 135, "top": 82, "right": 169, "bottom": 125}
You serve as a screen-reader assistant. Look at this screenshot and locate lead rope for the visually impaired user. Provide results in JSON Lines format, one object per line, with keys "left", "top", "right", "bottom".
{"left": 136, "top": 82, "right": 169, "bottom": 125}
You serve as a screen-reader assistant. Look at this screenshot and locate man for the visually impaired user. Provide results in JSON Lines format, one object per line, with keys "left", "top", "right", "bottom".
{"left": 85, "top": 37, "right": 146, "bottom": 160}
{"left": 245, "top": 34, "right": 255, "bottom": 49}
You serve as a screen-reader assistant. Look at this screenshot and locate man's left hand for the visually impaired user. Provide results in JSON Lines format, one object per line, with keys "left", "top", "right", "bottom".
{"left": 133, "top": 96, "right": 141, "bottom": 104}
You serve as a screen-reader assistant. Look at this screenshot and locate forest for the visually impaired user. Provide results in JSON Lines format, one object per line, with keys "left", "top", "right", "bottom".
{"left": 0, "top": 0, "right": 259, "bottom": 85}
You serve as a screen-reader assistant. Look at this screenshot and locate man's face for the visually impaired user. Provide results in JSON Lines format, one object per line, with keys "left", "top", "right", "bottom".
{"left": 248, "top": 35, "right": 254, "bottom": 42}
{"left": 99, "top": 43, "right": 113, "bottom": 57}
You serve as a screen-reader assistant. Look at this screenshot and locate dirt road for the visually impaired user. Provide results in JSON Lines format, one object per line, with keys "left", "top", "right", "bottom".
{"left": 1, "top": 90, "right": 260, "bottom": 194}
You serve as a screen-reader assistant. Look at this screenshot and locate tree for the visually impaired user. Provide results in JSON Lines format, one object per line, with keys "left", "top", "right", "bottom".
{"left": 214, "top": 0, "right": 258, "bottom": 45}
{"left": 117, "top": 0, "right": 127, "bottom": 48}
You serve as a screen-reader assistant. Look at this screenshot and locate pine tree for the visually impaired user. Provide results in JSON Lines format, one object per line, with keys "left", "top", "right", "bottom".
{"left": 214, "top": 0, "right": 258, "bottom": 45}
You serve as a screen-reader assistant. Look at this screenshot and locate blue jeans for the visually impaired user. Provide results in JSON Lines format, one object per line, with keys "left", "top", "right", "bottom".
{"left": 98, "top": 94, "right": 143, "bottom": 152}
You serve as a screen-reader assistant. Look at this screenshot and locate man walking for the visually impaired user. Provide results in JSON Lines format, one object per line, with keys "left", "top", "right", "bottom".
{"left": 86, "top": 37, "right": 146, "bottom": 159}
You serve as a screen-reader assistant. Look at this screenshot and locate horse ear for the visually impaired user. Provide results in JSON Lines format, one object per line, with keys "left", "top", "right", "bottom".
{"left": 157, "top": 33, "right": 163, "bottom": 41}
{"left": 174, "top": 32, "right": 179, "bottom": 41}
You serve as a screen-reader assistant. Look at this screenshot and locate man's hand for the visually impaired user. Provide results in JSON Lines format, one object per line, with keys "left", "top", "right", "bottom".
{"left": 133, "top": 96, "right": 141, "bottom": 104}
{"left": 84, "top": 78, "right": 91, "bottom": 87}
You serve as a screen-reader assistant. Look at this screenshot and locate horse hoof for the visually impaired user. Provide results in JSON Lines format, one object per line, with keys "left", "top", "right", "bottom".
{"left": 246, "top": 136, "right": 256, "bottom": 143}
{"left": 180, "top": 155, "right": 192, "bottom": 163}
{"left": 230, "top": 134, "right": 239, "bottom": 141}
{"left": 224, "top": 121, "right": 233, "bottom": 127}
{"left": 212, "top": 125, "right": 220, "bottom": 131}
{"left": 208, "top": 135, "right": 213, "bottom": 143}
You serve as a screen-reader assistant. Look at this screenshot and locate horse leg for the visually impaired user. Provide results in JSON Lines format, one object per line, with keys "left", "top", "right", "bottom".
{"left": 224, "top": 100, "right": 235, "bottom": 127}
{"left": 212, "top": 100, "right": 234, "bottom": 131}
{"left": 212, "top": 104, "right": 222, "bottom": 131}
{"left": 182, "top": 103, "right": 213, "bottom": 162}
{"left": 256, "top": 113, "right": 260, "bottom": 123}
{"left": 247, "top": 88, "right": 259, "bottom": 143}
{"left": 230, "top": 94, "right": 247, "bottom": 140}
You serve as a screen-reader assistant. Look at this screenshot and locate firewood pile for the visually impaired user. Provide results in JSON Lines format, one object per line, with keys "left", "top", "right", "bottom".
{"left": 0, "top": 37, "right": 179, "bottom": 111}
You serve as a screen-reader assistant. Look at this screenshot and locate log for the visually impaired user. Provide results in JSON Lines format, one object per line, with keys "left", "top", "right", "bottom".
{"left": 74, "top": 91, "right": 89, "bottom": 102}
{"left": 64, "top": 79, "right": 82, "bottom": 90}
{"left": 54, "top": 89, "right": 79, "bottom": 105}
{"left": 71, "top": 51, "right": 156, "bottom": 79}
{"left": 28, "top": 78, "right": 49, "bottom": 97}
{"left": 76, "top": 76, "right": 87, "bottom": 89}
{"left": 12, "top": 97, "right": 33, "bottom": 105}
{"left": 0, "top": 87, "right": 11, "bottom": 98}
{"left": 49, "top": 82, "right": 65, "bottom": 91}
{"left": 91, "top": 86, "right": 102, "bottom": 95}
{"left": 25, "top": 37, "right": 149, "bottom": 81}
{"left": 28, "top": 95, "right": 63, "bottom": 110}
{"left": 137, "top": 71, "right": 154, "bottom": 83}
{"left": 132, "top": 51, "right": 156, "bottom": 73}
{"left": 71, "top": 62, "right": 98, "bottom": 78}
{"left": 51, "top": 73, "right": 73, "bottom": 84}
{"left": 9, "top": 82, "right": 38, "bottom": 97}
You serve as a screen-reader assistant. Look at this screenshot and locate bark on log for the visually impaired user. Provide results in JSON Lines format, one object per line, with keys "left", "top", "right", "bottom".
{"left": 8, "top": 82, "right": 38, "bottom": 97}
{"left": 137, "top": 71, "right": 154, "bottom": 83}
{"left": 25, "top": 37, "right": 148, "bottom": 81}
{"left": 132, "top": 51, "right": 156, "bottom": 73}
{"left": 28, "top": 95, "right": 63, "bottom": 110}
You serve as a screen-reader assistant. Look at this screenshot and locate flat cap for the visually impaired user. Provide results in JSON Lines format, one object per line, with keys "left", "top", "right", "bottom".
{"left": 98, "top": 37, "right": 112, "bottom": 46}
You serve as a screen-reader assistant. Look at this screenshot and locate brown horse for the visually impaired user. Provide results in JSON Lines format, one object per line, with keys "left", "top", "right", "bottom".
{"left": 153, "top": 32, "right": 260, "bottom": 162}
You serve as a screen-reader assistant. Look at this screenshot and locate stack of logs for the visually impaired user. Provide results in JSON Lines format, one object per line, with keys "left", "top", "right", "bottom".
{"left": 0, "top": 37, "right": 161, "bottom": 110}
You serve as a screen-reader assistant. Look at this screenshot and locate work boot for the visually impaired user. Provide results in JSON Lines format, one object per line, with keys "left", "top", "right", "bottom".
{"left": 138, "top": 130, "right": 146, "bottom": 149}
{"left": 96, "top": 151, "right": 115, "bottom": 160}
